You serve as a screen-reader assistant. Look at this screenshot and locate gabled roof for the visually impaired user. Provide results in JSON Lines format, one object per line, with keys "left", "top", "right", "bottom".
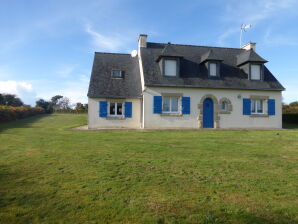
{"left": 140, "top": 42, "right": 284, "bottom": 91}
{"left": 87, "top": 53, "right": 142, "bottom": 98}
{"left": 200, "top": 49, "right": 223, "bottom": 63}
{"left": 237, "top": 49, "right": 268, "bottom": 66}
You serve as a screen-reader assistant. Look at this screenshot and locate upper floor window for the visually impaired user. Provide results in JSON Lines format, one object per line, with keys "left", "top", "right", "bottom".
{"left": 250, "top": 64, "right": 261, "bottom": 80}
{"left": 209, "top": 62, "right": 217, "bottom": 77}
{"left": 164, "top": 59, "right": 177, "bottom": 77}
{"left": 163, "top": 96, "right": 180, "bottom": 113}
{"left": 111, "top": 70, "right": 123, "bottom": 78}
{"left": 251, "top": 99, "right": 263, "bottom": 114}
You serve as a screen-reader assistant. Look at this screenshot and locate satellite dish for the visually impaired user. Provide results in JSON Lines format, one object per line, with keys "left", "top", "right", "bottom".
{"left": 131, "top": 50, "right": 137, "bottom": 57}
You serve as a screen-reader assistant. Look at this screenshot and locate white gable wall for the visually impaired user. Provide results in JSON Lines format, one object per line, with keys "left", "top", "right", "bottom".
{"left": 143, "top": 87, "right": 282, "bottom": 129}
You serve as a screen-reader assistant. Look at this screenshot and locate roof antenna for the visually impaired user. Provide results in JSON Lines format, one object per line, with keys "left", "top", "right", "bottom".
{"left": 240, "top": 24, "right": 252, "bottom": 47}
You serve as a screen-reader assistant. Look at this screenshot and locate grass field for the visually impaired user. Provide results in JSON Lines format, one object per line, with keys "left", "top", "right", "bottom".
{"left": 0, "top": 114, "right": 297, "bottom": 224}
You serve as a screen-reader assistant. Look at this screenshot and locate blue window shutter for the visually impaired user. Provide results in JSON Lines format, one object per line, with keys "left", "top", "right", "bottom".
{"left": 182, "top": 97, "right": 190, "bottom": 114}
{"left": 124, "top": 102, "right": 132, "bottom": 118}
{"left": 153, "top": 96, "right": 162, "bottom": 114}
{"left": 99, "top": 101, "right": 107, "bottom": 117}
{"left": 243, "top": 98, "right": 251, "bottom": 115}
{"left": 268, "top": 99, "right": 275, "bottom": 115}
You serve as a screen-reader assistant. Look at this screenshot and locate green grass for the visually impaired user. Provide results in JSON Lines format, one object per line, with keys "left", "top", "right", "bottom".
{"left": 0, "top": 114, "right": 298, "bottom": 224}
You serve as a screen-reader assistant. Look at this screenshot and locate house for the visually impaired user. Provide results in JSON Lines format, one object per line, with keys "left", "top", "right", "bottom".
{"left": 87, "top": 34, "right": 284, "bottom": 129}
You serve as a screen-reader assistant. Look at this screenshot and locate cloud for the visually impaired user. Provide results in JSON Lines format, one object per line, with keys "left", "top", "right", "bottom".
{"left": 263, "top": 28, "right": 298, "bottom": 46}
{"left": 56, "top": 65, "right": 76, "bottom": 78}
{"left": 0, "top": 80, "right": 37, "bottom": 105}
{"left": 85, "top": 24, "right": 134, "bottom": 52}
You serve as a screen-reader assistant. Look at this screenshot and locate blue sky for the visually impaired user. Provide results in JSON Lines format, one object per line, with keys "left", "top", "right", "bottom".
{"left": 0, "top": 0, "right": 297, "bottom": 105}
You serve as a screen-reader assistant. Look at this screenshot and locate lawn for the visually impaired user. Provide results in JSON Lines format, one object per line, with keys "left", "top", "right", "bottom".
{"left": 0, "top": 114, "right": 297, "bottom": 224}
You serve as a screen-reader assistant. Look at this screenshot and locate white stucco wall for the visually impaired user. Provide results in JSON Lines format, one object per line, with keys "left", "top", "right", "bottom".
{"left": 143, "top": 87, "right": 282, "bottom": 129}
{"left": 88, "top": 98, "right": 142, "bottom": 129}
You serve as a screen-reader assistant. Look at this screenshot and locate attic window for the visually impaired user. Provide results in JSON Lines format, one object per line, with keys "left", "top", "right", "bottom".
{"left": 111, "top": 70, "right": 123, "bottom": 78}
{"left": 164, "top": 59, "right": 177, "bottom": 77}
{"left": 209, "top": 62, "right": 217, "bottom": 77}
{"left": 250, "top": 64, "right": 261, "bottom": 80}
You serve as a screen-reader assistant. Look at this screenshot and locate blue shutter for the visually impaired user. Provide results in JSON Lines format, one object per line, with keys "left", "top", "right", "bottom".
{"left": 268, "top": 99, "right": 275, "bottom": 115}
{"left": 182, "top": 97, "right": 190, "bottom": 114}
{"left": 153, "top": 96, "right": 162, "bottom": 114}
{"left": 99, "top": 101, "right": 107, "bottom": 117}
{"left": 124, "top": 102, "right": 132, "bottom": 118}
{"left": 243, "top": 98, "right": 251, "bottom": 115}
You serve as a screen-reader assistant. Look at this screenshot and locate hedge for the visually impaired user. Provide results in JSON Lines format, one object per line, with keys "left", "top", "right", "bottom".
{"left": 283, "top": 114, "right": 298, "bottom": 124}
{"left": 0, "top": 106, "right": 45, "bottom": 123}
{"left": 54, "top": 109, "right": 87, "bottom": 114}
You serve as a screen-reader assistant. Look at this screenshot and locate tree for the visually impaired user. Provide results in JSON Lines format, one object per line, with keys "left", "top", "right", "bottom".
{"left": 289, "top": 101, "right": 298, "bottom": 107}
{"left": 57, "top": 97, "right": 71, "bottom": 109}
{"left": 51, "top": 95, "right": 63, "bottom": 109}
{"left": 0, "top": 93, "right": 24, "bottom": 106}
{"left": 35, "top": 99, "right": 53, "bottom": 113}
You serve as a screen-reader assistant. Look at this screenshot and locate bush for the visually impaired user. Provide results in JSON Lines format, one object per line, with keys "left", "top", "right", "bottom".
{"left": 54, "top": 108, "right": 87, "bottom": 114}
{"left": 0, "top": 106, "right": 45, "bottom": 123}
{"left": 283, "top": 114, "right": 298, "bottom": 124}
{"left": 282, "top": 105, "right": 298, "bottom": 124}
{"left": 282, "top": 105, "right": 298, "bottom": 114}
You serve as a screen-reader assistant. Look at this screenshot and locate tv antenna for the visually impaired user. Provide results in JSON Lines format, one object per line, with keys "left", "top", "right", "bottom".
{"left": 240, "top": 24, "right": 252, "bottom": 47}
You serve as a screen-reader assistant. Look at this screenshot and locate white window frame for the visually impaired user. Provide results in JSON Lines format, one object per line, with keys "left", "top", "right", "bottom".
{"left": 251, "top": 99, "right": 264, "bottom": 114}
{"left": 209, "top": 62, "right": 217, "bottom": 77}
{"left": 221, "top": 101, "right": 228, "bottom": 112}
{"left": 250, "top": 64, "right": 261, "bottom": 80}
{"left": 111, "top": 70, "right": 123, "bottom": 78}
{"left": 108, "top": 102, "right": 124, "bottom": 117}
{"left": 164, "top": 59, "right": 177, "bottom": 77}
{"left": 162, "top": 96, "right": 181, "bottom": 114}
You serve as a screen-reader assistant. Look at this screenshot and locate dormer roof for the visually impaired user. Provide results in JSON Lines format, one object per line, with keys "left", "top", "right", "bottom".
{"left": 200, "top": 49, "right": 223, "bottom": 63}
{"left": 156, "top": 43, "right": 183, "bottom": 62}
{"left": 237, "top": 49, "right": 268, "bottom": 66}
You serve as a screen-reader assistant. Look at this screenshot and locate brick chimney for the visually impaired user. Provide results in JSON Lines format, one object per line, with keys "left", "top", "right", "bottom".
{"left": 241, "top": 42, "right": 256, "bottom": 51}
{"left": 138, "top": 34, "right": 147, "bottom": 48}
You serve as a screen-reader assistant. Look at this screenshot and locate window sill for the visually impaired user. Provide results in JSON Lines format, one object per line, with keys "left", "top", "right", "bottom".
{"left": 250, "top": 114, "right": 268, "bottom": 117}
{"left": 106, "top": 116, "right": 126, "bottom": 120}
{"left": 161, "top": 113, "right": 182, "bottom": 117}
{"left": 219, "top": 111, "right": 231, "bottom": 114}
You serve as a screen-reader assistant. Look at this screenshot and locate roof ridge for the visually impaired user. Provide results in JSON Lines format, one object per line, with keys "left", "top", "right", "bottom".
{"left": 147, "top": 42, "right": 244, "bottom": 51}
{"left": 95, "top": 52, "right": 130, "bottom": 55}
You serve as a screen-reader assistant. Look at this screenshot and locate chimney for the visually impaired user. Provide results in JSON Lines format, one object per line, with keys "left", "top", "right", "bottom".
{"left": 138, "top": 34, "right": 147, "bottom": 48}
{"left": 241, "top": 42, "right": 256, "bottom": 51}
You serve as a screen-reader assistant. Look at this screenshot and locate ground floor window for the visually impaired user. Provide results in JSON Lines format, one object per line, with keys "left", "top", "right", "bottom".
{"left": 251, "top": 99, "right": 263, "bottom": 114}
{"left": 221, "top": 101, "right": 228, "bottom": 112}
{"left": 109, "top": 102, "right": 123, "bottom": 116}
{"left": 162, "top": 96, "right": 180, "bottom": 113}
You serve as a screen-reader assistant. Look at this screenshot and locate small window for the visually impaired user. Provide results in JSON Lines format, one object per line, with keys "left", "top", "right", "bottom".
{"left": 251, "top": 64, "right": 261, "bottom": 80}
{"left": 164, "top": 59, "right": 177, "bottom": 77}
{"left": 221, "top": 101, "right": 228, "bottom": 112}
{"left": 209, "top": 62, "right": 217, "bottom": 77}
{"left": 251, "top": 99, "right": 263, "bottom": 114}
{"left": 162, "top": 96, "right": 180, "bottom": 113}
{"left": 109, "top": 102, "right": 123, "bottom": 116}
{"left": 111, "top": 70, "right": 123, "bottom": 78}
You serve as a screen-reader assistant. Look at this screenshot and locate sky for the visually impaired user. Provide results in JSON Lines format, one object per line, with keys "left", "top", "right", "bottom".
{"left": 0, "top": 0, "right": 297, "bottom": 106}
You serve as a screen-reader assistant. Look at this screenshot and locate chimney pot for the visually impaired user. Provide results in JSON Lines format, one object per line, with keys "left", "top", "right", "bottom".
{"left": 241, "top": 42, "right": 256, "bottom": 51}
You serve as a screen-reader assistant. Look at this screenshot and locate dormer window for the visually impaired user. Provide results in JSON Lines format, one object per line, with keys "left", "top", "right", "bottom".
{"left": 164, "top": 59, "right": 177, "bottom": 77}
{"left": 209, "top": 62, "right": 217, "bottom": 77}
{"left": 250, "top": 64, "right": 261, "bottom": 80}
{"left": 111, "top": 70, "right": 123, "bottom": 78}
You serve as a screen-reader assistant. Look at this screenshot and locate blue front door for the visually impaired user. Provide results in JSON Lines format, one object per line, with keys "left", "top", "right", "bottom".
{"left": 203, "top": 98, "right": 214, "bottom": 128}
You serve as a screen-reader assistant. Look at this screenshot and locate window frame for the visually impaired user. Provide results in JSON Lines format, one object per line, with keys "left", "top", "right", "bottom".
{"left": 111, "top": 70, "right": 123, "bottom": 79}
{"left": 108, "top": 101, "right": 124, "bottom": 117}
{"left": 251, "top": 99, "right": 264, "bottom": 114}
{"left": 209, "top": 62, "right": 218, "bottom": 77}
{"left": 249, "top": 63, "right": 263, "bottom": 81}
{"left": 162, "top": 96, "right": 181, "bottom": 114}
{"left": 162, "top": 58, "right": 179, "bottom": 77}
{"left": 221, "top": 101, "right": 228, "bottom": 112}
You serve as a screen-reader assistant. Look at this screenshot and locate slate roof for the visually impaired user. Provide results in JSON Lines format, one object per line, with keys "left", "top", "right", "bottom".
{"left": 87, "top": 53, "right": 142, "bottom": 98}
{"left": 140, "top": 42, "right": 284, "bottom": 90}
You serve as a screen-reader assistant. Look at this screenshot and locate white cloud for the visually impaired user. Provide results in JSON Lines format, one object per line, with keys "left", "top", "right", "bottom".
{"left": 56, "top": 65, "right": 76, "bottom": 78}
{"left": 263, "top": 28, "right": 298, "bottom": 46}
{"left": 85, "top": 24, "right": 134, "bottom": 52}
{"left": 0, "top": 80, "right": 37, "bottom": 105}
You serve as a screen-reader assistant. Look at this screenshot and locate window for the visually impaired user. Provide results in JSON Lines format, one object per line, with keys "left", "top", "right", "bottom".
{"left": 164, "top": 59, "right": 177, "bottom": 77}
{"left": 251, "top": 64, "right": 261, "bottom": 80}
{"left": 109, "top": 102, "right": 123, "bottom": 116}
{"left": 162, "top": 96, "right": 180, "bottom": 113}
{"left": 209, "top": 62, "right": 217, "bottom": 77}
{"left": 221, "top": 101, "right": 228, "bottom": 112}
{"left": 251, "top": 99, "right": 263, "bottom": 114}
{"left": 111, "top": 70, "right": 123, "bottom": 78}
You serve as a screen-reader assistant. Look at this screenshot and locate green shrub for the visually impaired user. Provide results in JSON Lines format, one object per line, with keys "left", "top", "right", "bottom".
{"left": 0, "top": 106, "right": 45, "bottom": 122}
